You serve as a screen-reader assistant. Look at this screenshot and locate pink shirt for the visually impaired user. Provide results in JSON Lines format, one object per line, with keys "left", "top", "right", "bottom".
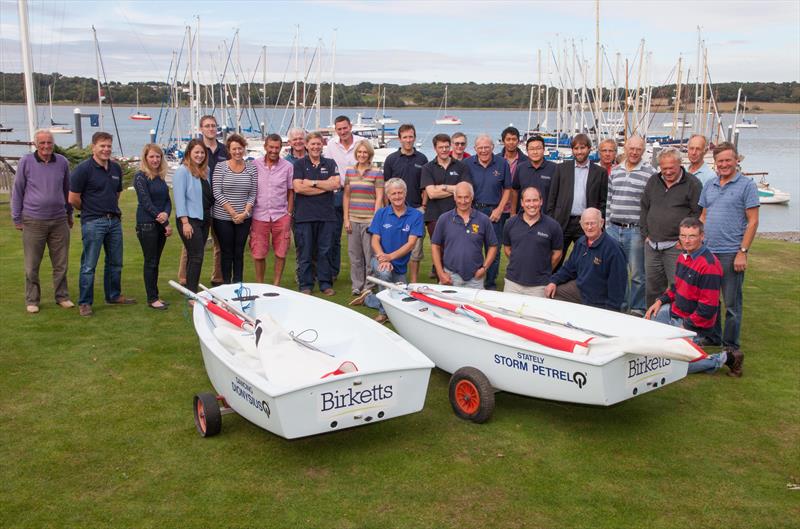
{"left": 323, "top": 134, "right": 367, "bottom": 185}
{"left": 253, "top": 156, "right": 293, "bottom": 221}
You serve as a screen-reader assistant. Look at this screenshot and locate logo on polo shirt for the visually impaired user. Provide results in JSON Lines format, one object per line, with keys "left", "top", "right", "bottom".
{"left": 402, "top": 224, "right": 411, "bottom": 232}
{"left": 542, "top": 175, "right": 551, "bottom": 180}
{"left": 414, "top": 164, "right": 422, "bottom": 169}
{"left": 593, "top": 256, "right": 603, "bottom": 265}
{"left": 449, "top": 171, "right": 459, "bottom": 176}
{"left": 382, "top": 223, "right": 393, "bottom": 229}
{"left": 321, "top": 168, "right": 329, "bottom": 175}
{"left": 471, "top": 224, "right": 480, "bottom": 234}
{"left": 537, "top": 231, "right": 550, "bottom": 238}
{"left": 493, "top": 170, "right": 500, "bottom": 177}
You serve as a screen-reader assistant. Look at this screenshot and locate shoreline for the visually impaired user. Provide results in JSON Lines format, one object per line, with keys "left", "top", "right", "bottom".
{"left": 757, "top": 232, "right": 800, "bottom": 243}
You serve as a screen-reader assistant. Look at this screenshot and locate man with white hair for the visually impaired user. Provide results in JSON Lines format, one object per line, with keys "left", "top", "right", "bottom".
{"left": 11, "top": 129, "right": 74, "bottom": 313}
{"left": 606, "top": 134, "right": 656, "bottom": 316}
{"left": 284, "top": 127, "right": 307, "bottom": 163}
{"left": 464, "top": 134, "right": 511, "bottom": 289}
{"left": 686, "top": 134, "right": 715, "bottom": 186}
{"left": 640, "top": 147, "right": 703, "bottom": 308}
{"left": 431, "top": 182, "right": 498, "bottom": 289}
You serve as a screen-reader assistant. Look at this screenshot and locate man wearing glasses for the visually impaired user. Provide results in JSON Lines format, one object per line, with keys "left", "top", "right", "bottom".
{"left": 450, "top": 132, "right": 471, "bottom": 160}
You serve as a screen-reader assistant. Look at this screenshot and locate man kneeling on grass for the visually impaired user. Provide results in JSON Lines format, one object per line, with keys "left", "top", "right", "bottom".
{"left": 349, "top": 178, "right": 424, "bottom": 324}
{"left": 645, "top": 217, "right": 744, "bottom": 377}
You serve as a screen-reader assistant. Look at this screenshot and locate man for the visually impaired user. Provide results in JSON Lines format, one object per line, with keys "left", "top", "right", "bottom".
{"left": 69, "top": 132, "right": 135, "bottom": 316}
{"left": 645, "top": 217, "right": 742, "bottom": 376}
{"left": 350, "top": 178, "right": 424, "bottom": 323}
{"left": 597, "top": 138, "right": 618, "bottom": 176}
{"left": 11, "top": 129, "right": 74, "bottom": 313}
{"left": 499, "top": 126, "right": 528, "bottom": 178}
{"left": 546, "top": 133, "right": 608, "bottom": 264}
{"left": 465, "top": 134, "right": 511, "bottom": 289}
{"left": 606, "top": 134, "right": 656, "bottom": 316}
{"left": 420, "top": 134, "right": 472, "bottom": 255}
{"left": 545, "top": 208, "right": 627, "bottom": 312}
{"left": 699, "top": 141, "right": 759, "bottom": 359}
{"left": 284, "top": 127, "right": 307, "bottom": 163}
{"left": 503, "top": 186, "right": 563, "bottom": 296}
{"left": 686, "top": 134, "right": 716, "bottom": 185}
{"left": 383, "top": 123, "right": 428, "bottom": 283}
{"left": 293, "top": 132, "right": 341, "bottom": 296}
{"left": 450, "top": 132, "right": 470, "bottom": 160}
{"left": 640, "top": 147, "right": 702, "bottom": 307}
{"left": 323, "top": 115, "right": 367, "bottom": 282}
{"left": 511, "top": 135, "right": 557, "bottom": 213}
{"left": 431, "top": 182, "right": 498, "bottom": 289}
{"left": 252, "top": 134, "right": 294, "bottom": 285}
{"left": 179, "top": 114, "right": 226, "bottom": 287}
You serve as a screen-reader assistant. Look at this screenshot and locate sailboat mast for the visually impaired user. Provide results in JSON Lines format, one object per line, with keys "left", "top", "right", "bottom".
{"left": 329, "top": 29, "right": 336, "bottom": 128}
{"left": 594, "top": 0, "right": 601, "bottom": 142}
{"left": 670, "top": 57, "right": 682, "bottom": 139}
{"left": 17, "top": 0, "right": 37, "bottom": 142}
{"left": 187, "top": 25, "right": 195, "bottom": 137}
{"left": 92, "top": 26, "right": 103, "bottom": 129}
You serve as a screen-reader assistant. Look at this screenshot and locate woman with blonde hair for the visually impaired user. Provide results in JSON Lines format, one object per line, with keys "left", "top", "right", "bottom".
{"left": 174, "top": 139, "right": 212, "bottom": 294}
{"left": 343, "top": 139, "right": 384, "bottom": 296}
{"left": 134, "top": 143, "right": 172, "bottom": 309}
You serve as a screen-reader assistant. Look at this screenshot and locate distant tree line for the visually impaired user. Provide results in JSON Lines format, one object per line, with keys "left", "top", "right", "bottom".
{"left": 1, "top": 72, "right": 798, "bottom": 109}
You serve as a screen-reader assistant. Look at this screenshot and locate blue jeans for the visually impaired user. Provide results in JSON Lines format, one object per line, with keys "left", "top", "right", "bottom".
{"left": 606, "top": 223, "right": 645, "bottom": 313}
{"left": 712, "top": 252, "right": 745, "bottom": 349}
{"left": 476, "top": 206, "right": 505, "bottom": 290}
{"left": 654, "top": 304, "right": 726, "bottom": 374}
{"left": 79, "top": 216, "right": 123, "bottom": 305}
{"left": 445, "top": 268, "right": 484, "bottom": 289}
{"left": 364, "top": 257, "right": 406, "bottom": 315}
{"left": 294, "top": 221, "right": 336, "bottom": 291}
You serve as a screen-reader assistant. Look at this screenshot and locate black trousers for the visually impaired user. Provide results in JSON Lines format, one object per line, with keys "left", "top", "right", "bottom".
{"left": 178, "top": 217, "right": 210, "bottom": 293}
{"left": 213, "top": 218, "right": 252, "bottom": 284}
{"left": 556, "top": 215, "right": 584, "bottom": 270}
{"left": 136, "top": 222, "right": 168, "bottom": 303}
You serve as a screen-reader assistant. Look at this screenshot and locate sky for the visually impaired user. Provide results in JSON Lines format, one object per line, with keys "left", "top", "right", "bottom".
{"left": 1, "top": 0, "right": 799, "bottom": 87}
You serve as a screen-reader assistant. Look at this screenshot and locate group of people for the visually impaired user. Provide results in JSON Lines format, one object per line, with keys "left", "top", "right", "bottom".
{"left": 12, "top": 117, "right": 758, "bottom": 377}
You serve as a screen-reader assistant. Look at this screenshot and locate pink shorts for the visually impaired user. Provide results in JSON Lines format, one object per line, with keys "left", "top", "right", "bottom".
{"left": 250, "top": 215, "right": 291, "bottom": 259}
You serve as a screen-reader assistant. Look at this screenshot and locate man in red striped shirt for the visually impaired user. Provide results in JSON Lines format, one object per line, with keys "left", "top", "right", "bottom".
{"left": 645, "top": 217, "right": 743, "bottom": 376}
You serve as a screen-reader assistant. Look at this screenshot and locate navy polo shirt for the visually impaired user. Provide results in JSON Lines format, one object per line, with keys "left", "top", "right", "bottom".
{"left": 512, "top": 159, "right": 557, "bottom": 206}
{"left": 383, "top": 148, "right": 428, "bottom": 208}
{"left": 368, "top": 205, "right": 425, "bottom": 274}
{"left": 432, "top": 208, "right": 498, "bottom": 280}
{"left": 420, "top": 158, "right": 472, "bottom": 222}
{"left": 292, "top": 155, "right": 339, "bottom": 223}
{"left": 502, "top": 213, "right": 563, "bottom": 287}
{"left": 206, "top": 142, "right": 229, "bottom": 182}
{"left": 69, "top": 157, "right": 123, "bottom": 224}
{"left": 466, "top": 154, "right": 511, "bottom": 206}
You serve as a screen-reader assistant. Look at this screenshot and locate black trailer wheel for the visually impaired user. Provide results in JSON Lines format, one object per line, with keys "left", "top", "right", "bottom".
{"left": 193, "top": 392, "right": 222, "bottom": 437}
{"left": 448, "top": 367, "right": 495, "bottom": 423}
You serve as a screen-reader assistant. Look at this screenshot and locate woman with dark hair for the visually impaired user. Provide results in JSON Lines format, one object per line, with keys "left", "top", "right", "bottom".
{"left": 173, "top": 139, "right": 212, "bottom": 293}
{"left": 211, "top": 134, "right": 257, "bottom": 284}
{"left": 134, "top": 144, "right": 172, "bottom": 309}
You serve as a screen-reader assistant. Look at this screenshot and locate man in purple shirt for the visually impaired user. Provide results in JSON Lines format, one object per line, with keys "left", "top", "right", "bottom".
{"left": 11, "top": 130, "right": 74, "bottom": 313}
{"left": 251, "top": 134, "right": 294, "bottom": 285}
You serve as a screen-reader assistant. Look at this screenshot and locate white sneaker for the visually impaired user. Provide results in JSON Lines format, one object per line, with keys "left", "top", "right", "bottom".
{"left": 26, "top": 305, "right": 39, "bottom": 314}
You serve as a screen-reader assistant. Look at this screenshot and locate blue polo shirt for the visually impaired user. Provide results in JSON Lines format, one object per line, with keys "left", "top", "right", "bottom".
{"left": 292, "top": 155, "right": 339, "bottom": 223}
{"left": 383, "top": 148, "right": 428, "bottom": 208}
{"left": 512, "top": 159, "right": 557, "bottom": 206}
{"left": 420, "top": 158, "right": 472, "bottom": 222}
{"left": 699, "top": 172, "right": 759, "bottom": 254}
{"left": 465, "top": 154, "right": 511, "bottom": 206}
{"left": 368, "top": 205, "right": 425, "bottom": 274}
{"left": 503, "top": 213, "right": 563, "bottom": 287}
{"left": 432, "top": 208, "right": 498, "bottom": 280}
{"left": 69, "top": 157, "right": 123, "bottom": 224}
{"left": 549, "top": 232, "right": 627, "bottom": 311}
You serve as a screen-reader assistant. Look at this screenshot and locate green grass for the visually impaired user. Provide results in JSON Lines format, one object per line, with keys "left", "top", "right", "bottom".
{"left": 1, "top": 191, "right": 798, "bottom": 528}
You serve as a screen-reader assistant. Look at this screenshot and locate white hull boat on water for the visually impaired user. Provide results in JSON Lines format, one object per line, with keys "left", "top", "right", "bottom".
{"left": 172, "top": 282, "right": 433, "bottom": 439}
{"left": 374, "top": 281, "right": 706, "bottom": 422}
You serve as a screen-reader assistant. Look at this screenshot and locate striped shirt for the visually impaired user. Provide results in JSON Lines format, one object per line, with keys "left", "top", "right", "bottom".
{"left": 658, "top": 244, "right": 722, "bottom": 330}
{"left": 345, "top": 166, "right": 384, "bottom": 222}
{"left": 211, "top": 160, "right": 257, "bottom": 221}
{"left": 607, "top": 160, "right": 656, "bottom": 224}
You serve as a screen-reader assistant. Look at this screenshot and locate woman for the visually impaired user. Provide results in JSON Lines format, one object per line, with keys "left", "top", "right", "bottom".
{"left": 343, "top": 140, "right": 384, "bottom": 296}
{"left": 212, "top": 134, "right": 257, "bottom": 284}
{"left": 134, "top": 144, "right": 172, "bottom": 309}
{"left": 173, "top": 139, "right": 212, "bottom": 294}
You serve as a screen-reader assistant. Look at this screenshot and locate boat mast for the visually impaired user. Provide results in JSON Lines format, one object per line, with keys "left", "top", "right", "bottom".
{"left": 187, "top": 25, "right": 195, "bottom": 137}
{"left": 195, "top": 16, "right": 201, "bottom": 122}
{"left": 670, "top": 56, "right": 682, "bottom": 139}
{"left": 17, "top": 0, "right": 37, "bottom": 142}
{"left": 92, "top": 26, "right": 103, "bottom": 129}
{"left": 732, "top": 87, "right": 742, "bottom": 135}
{"left": 329, "top": 29, "right": 336, "bottom": 128}
{"left": 693, "top": 27, "right": 701, "bottom": 136}
{"left": 262, "top": 46, "right": 267, "bottom": 136}
{"left": 594, "top": 0, "right": 602, "bottom": 143}
{"left": 293, "top": 25, "right": 299, "bottom": 128}
{"left": 235, "top": 30, "right": 241, "bottom": 134}
{"left": 543, "top": 46, "right": 550, "bottom": 131}
{"left": 315, "top": 39, "right": 322, "bottom": 130}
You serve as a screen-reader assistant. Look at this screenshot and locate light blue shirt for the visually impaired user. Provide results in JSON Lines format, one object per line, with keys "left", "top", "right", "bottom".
{"left": 699, "top": 172, "right": 759, "bottom": 254}
{"left": 570, "top": 161, "right": 590, "bottom": 216}
{"left": 173, "top": 165, "right": 208, "bottom": 221}
{"left": 690, "top": 163, "right": 716, "bottom": 186}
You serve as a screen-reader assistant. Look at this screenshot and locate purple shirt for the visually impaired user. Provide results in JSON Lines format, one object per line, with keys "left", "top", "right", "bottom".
{"left": 253, "top": 156, "right": 293, "bottom": 221}
{"left": 11, "top": 152, "right": 72, "bottom": 224}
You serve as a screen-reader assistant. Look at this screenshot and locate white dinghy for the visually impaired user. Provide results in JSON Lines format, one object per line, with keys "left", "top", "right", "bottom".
{"left": 172, "top": 282, "right": 434, "bottom": 439}
{"left": 373, "top": 280, "right": 707, "bottom": 422}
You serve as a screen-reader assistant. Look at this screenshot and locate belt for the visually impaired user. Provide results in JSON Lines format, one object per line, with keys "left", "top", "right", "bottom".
{"left": 474, "top": 203, "right": 497, "bottom": 209}
{"left": 610, "top": 220, "right": 638, "bottom": 228}
{"left": 102, "top": 213, "right": 120, "bottom": 219}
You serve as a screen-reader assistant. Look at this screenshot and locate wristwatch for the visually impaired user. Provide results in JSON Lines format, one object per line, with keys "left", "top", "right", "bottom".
{"left": 740, "top": 247, "right": 749, "bottom": 254}
{"left": 311, "top": 180, "right": 317, "bottom": 188}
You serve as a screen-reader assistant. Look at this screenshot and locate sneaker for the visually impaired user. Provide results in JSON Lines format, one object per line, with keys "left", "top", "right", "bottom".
{"left": 300, "top": 289, "right": 312, "bottom": 295}
{"left": 322, "top": 288, "right": 336, "bottom": 297}
{"left": 349, "top": 289, "right": 372, "bottom": 306}
{"left": 57, "top": 300, "right": 75, "bottom": 309}
{"left": 26, "top": 304, "right": 39, "bottom": 314}
{"left": 351, "top": 288, "right": 360, "bottom": 296}
{"left": 630, "top": 309, "right": 646, "bottom": 318}
{"left": 726, "top": 348, "right": 744, "bottom": 378}
{"left": 106, "top": 296, "right": 136, "bottom": 305}
{"left": 374, "top": 314, "right": 389, "bottom": 324}
{"left": 79, "top": 304, "right": 93, "bottom": 317}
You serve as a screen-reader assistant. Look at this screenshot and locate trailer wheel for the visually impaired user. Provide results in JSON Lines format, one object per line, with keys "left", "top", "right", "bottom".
{"left": 194, "top": 392, "right": 222, "bottom": 437}
{"left": 449, "top": 367, "right": 494, "bottom": 423}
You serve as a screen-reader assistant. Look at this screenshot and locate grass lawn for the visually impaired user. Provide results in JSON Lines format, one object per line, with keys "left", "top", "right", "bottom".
{"left": 1, "top": 190, "right": 798, "bottom": 528}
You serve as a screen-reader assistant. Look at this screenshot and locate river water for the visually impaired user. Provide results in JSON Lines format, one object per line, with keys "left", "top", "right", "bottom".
{"left": 1, "top": 104, "right": 798, "bottom": 231}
